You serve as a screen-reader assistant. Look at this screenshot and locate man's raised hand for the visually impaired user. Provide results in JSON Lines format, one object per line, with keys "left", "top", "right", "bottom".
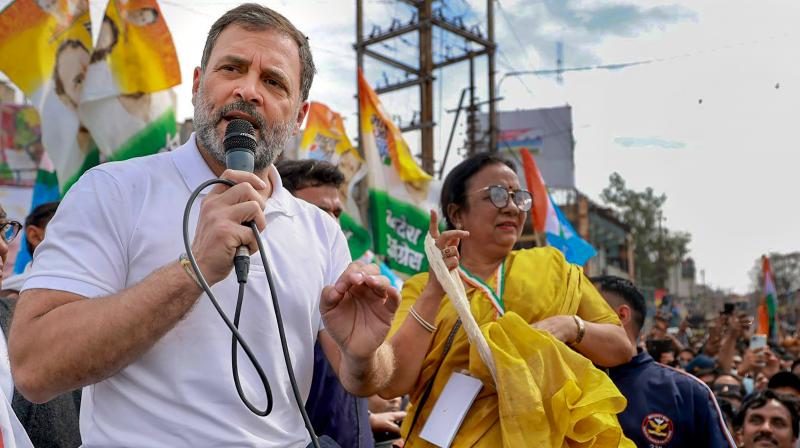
{"left": 320, "top": 262, "right": 401, "bottom": 361}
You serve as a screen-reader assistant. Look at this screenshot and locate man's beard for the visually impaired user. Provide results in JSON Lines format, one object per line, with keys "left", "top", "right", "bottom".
{"left": 194, "top": 84, "right": 296, "bottom": 172}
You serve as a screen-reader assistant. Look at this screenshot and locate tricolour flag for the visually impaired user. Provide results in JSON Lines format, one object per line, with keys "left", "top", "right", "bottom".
{"left": 358, "top": 70, "right": 437, "bottom": 275}
{"left": 0, "top": 0, "right": 98, "bottom": 194}
{"left": 756, "top": 255, "right": 779, "bottom": 342}
{"left": 298, "top": 101, "right": 371, "bottom": 259}
{"left": 520, "top": 148, "right": 596, "bottom": 265}
{"left": 12, "top": 152, "right": 60, "bottom": 274}
{"left": 78, "top": 0, "right": 181, "bottom": 169}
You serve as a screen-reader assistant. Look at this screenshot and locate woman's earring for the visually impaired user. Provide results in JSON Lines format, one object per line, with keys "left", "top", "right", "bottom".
{"left": 455, "top": 222, "right": 462, "bottom": 230}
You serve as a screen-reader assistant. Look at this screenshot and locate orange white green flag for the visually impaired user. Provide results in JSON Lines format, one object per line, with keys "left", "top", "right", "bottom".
{"left": 78, "top": 0, "right": 180, "bottom": 171}
{"left": 358, "top": 70, "right": 438, "bottom": 275}
{"left": 518, "top": 148, "right": 596, "bottom": 265}
{"left": 756, "top": 255, "right": 778, "bottom": 342}
{"left": 298, "top": 101, "right": 371, "bottom": 259}
{"left": 0, "top": 0, "right": 98, "bottom": 194}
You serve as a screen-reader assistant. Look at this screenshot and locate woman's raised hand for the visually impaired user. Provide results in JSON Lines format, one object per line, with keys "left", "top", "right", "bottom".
{"left": 425, "top": 209, "right": 469, "bottom": 295}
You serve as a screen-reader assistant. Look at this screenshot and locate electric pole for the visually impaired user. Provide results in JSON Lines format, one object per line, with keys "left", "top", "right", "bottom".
{"left": 355, "top": 0, "right": 497, "bottom": 174}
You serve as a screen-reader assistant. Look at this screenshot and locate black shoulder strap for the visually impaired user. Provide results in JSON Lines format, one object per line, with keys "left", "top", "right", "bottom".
{"left": 405, "top": 319, "right": 462, "bottom": 441}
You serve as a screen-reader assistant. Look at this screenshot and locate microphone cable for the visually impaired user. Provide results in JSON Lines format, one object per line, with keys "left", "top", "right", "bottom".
{"left": 182, "top": 178, "right": 322, "bottom": 448}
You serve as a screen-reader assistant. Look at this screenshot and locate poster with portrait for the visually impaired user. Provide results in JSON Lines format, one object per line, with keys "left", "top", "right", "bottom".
{"left": 78, "top": 0, "right": 181, "bottom": 167}
{"left": 0, "top": 0, "right": 97, "bottom": 194}
{"left": 0, "top": 0, "right": 181, "bottom": 195}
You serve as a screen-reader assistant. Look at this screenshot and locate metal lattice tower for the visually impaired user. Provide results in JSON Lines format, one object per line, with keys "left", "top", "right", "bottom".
{"left": 355, "top": 0, "right": 498, "bottom": 175}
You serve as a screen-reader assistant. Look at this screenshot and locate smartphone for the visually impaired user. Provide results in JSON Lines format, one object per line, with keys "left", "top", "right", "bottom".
{"left": 723, "top": 303, "right": 735, "bottom": 315}
{"left": 750, "top": 334, "right": 767, "bottom": 350}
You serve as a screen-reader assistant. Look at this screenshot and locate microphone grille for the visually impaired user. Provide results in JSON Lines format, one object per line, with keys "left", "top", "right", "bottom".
{"left": 223, "top": 119, "right": 256, "bottom": 153}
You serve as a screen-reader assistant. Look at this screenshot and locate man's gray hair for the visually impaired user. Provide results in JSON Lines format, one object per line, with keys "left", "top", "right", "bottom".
{"left": 200, "top": 3, "right": 315, "bottom": 101}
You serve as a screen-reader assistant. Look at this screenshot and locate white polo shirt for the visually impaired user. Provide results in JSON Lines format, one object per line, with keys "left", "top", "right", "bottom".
{"left": 23, "top": 135, "right": 350, "bottom": 447}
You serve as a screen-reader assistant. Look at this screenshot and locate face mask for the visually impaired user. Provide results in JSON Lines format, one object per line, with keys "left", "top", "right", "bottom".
{"left": 743, "top": 377, "right": 755, "bottom": 395}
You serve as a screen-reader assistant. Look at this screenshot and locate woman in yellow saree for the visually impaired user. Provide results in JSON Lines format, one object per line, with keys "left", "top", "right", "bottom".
{"left": 381, "top": 153, "right": 636, "bottom": 447}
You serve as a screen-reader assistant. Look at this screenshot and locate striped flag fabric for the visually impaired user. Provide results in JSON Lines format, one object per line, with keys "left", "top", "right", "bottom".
{"left": 298, "top": 101, "right": 371, "bottom": 259}
{"left": 756, "top": 255, "right": 779, "bottom": 342}
{"left": 519, "top": 148, "right": 597, "bottom": 265}
{"left": 358, "top": 70, "right": 439, "bottom": 275}
{"left": 12, "top": 152, "right": 60, "bottom": 274}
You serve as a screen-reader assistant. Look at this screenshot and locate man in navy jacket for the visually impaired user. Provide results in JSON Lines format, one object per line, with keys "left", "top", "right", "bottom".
{"left": 592, "top": 276, "right": 736, "bottom": 448}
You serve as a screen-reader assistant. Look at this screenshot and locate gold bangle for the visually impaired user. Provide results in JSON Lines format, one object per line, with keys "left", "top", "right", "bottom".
{"left": 570, "top": 315, "right": 586, "bottom": 345}
{"left": 409, "top": 305, "right": 437, "bottom": 333}
{"left": 179, "top": 253, "right": 202, "bottom": 288}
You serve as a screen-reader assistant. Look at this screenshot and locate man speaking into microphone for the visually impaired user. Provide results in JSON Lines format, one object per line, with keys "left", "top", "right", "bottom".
{"left": 9, "top": 4, "right": 399, "bottom": 447}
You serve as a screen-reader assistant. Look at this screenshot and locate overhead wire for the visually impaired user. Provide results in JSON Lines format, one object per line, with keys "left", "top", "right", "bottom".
{"left": 505, "top": 28, "right": 798, "bottom": 77}
{"left": 492, "top": 0, "right": 538, "bottom": 97}
{"left": 495, "top": 0, "right": 538, "bottom": 77}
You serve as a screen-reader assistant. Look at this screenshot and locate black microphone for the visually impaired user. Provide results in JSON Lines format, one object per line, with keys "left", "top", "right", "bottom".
{"left": 224, "top": 119, "right": 256, "bottom": 172}
{"left": 224, "top": 119, "right": 257, "bottom": 283}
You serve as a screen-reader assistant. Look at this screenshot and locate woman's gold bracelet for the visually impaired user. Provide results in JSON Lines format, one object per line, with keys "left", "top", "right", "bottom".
{"left": 570, "top": 315, "right": 586, "bottom": 345}
{"left": 409, "top": 305, "right": 437, "bottom": 333}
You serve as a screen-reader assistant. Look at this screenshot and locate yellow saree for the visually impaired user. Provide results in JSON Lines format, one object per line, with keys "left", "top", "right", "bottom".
{"left": 389, "top": 247, "right": 634, "bottom": 447}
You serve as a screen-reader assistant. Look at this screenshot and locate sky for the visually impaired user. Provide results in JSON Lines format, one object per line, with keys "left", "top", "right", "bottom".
{"left": 4, "top": 0, "right": 799, "bottom": 294}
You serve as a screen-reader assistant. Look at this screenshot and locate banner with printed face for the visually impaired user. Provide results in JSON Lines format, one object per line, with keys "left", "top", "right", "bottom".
{"left": 78, "top": 0, "right": 181, "bottom": 168}
{"left": 0, "top": 0, "right": 181, "bottom": 195}
{"left": 0, "top": 0, "right": 98, "bottom": 194}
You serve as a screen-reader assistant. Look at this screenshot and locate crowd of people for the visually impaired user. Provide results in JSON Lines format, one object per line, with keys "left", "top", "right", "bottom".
{"left": 0, "top": 3, "right": 798, "bottom": 448}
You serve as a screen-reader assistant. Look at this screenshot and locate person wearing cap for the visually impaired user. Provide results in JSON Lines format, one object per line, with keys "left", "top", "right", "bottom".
{"left": 687, "top": 354, "right": 719, "bottom": 385}
{"left": 593, "top": 275, "right": 736, "bottom": 447}
{"left": 768, "top": 371, "right": 800, "bottom": 398}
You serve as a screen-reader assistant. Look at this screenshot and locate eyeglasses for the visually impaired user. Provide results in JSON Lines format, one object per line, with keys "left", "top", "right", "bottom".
{"left": 471, "top": 185, "right": 533, "bottom": 212}
{"left": 0, "top": 220, "right": 22, "bottom": 242}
